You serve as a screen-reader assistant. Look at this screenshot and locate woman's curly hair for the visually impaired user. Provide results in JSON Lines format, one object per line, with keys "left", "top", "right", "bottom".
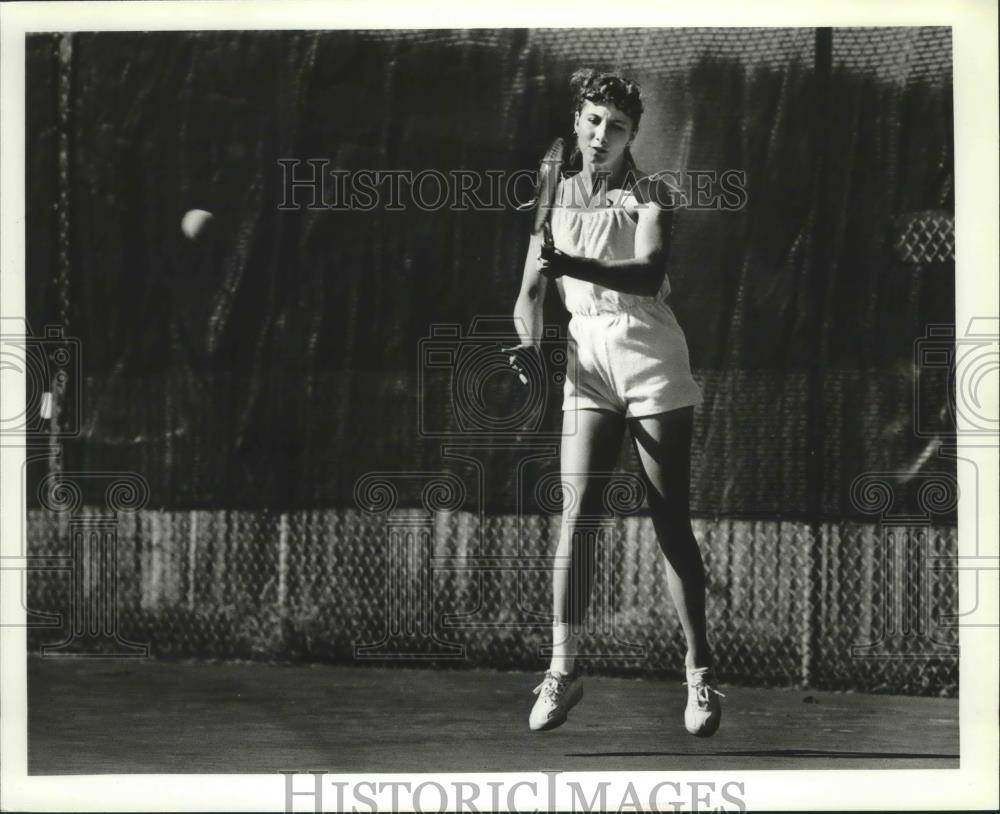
{"left": 569, "top": 68, "right": 644, "bottom": 130}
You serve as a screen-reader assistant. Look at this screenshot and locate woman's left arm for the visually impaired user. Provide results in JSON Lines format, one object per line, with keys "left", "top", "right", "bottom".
{"left": 538, "top": 202, "right": 672, "bottom": 297}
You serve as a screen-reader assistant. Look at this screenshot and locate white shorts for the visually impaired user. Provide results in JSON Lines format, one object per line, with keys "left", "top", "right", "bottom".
{"left": 562, "top": 300, "right": 703, "bottom": 418}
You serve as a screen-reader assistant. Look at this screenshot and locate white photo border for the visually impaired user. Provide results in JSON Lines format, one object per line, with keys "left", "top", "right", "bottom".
{"left": 2, "top": 1, "right": 997, "bottom": 811}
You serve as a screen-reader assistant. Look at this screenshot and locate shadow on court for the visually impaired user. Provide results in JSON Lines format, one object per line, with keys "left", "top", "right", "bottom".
{"left": 27, "top": 658, "right": 958, "bottom": 774}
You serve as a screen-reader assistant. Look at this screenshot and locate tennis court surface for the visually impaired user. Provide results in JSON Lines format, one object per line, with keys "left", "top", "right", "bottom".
{"left": 28, "top": 658, "right": 958, "bottom": 774}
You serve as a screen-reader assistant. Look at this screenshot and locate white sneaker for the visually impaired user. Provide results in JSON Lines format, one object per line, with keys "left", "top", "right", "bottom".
{"left": 684, "top": 667, "right": 724, "bottom": 737}
{"left": 529, "top": 670, "right": 583, "bottom": 732}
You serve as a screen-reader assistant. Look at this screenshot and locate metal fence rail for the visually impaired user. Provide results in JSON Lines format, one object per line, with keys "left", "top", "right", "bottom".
{"left": 26, "top": 508, "right": 958, "bottom": 695}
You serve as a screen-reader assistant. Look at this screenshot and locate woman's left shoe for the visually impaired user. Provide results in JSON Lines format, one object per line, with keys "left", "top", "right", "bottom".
{"left": 529, "top": 670, "right": 584, "bottom": 731}
{"left": 684, "top": 667, "right": 725, "bottom": 737}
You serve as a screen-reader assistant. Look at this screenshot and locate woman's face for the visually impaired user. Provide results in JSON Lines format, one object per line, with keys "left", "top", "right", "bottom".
{"left": 573, "top": 99, "right": 635, "bottom": 172}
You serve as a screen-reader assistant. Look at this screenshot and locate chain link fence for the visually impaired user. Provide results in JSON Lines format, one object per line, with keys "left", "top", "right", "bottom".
{"left": 350, "top": 27, "right": 951, "bottom": 84}
{"left": 25, "top": 506, "right": 958, "bottom": 695}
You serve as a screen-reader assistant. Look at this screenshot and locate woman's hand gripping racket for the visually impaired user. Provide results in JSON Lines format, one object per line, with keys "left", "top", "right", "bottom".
{"left": 504, "top": 137, "right": 570, "bottom": 384}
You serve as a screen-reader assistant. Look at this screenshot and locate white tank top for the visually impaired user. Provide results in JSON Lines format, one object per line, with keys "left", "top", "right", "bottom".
{"left": 550, "top": 180, "right": 672, "bottom": 316}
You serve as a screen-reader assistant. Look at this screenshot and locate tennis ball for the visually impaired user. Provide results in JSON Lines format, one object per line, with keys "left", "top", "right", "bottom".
{"left": 181, "top": 208, "right": 214, "bottom": 240}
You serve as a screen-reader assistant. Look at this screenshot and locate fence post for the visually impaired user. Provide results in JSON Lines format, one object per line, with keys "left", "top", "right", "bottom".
{"left": 801, "top": 25, "right": 834, "bottom": 690}
{"left": 278, "top": 511, "right": 289, "bottom": 617}
{"left": 186, "top": 510, "right": 198, "bottom": 610}
{"left": 799, "top": 524, "right": 812, "bottom": 687}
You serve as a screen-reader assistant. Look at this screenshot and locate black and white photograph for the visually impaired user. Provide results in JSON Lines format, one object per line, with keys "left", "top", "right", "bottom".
{"left": 1, "top": 1, "right": 997, "bottom": 811}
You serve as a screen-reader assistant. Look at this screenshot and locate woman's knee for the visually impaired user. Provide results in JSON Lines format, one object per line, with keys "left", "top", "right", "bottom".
{"left": 559, "top": 477, "right": 613, "bottom": 520}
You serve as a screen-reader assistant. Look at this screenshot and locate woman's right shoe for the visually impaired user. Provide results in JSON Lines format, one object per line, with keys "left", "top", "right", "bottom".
{"left": 684, "top": 666, "right": 724, "bottom": 737}
{"left": 529, "top": 670, "right": 584, "bottom": 731}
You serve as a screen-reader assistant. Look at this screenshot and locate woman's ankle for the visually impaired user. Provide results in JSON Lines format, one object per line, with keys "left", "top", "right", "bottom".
{"left": 549, "top": 658, "right": 576, "bottom": 676}
{"left": 684, "top": 650, "right": 713, "bottom": 672}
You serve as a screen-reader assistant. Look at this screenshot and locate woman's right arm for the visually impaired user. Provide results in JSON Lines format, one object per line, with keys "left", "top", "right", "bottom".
{"left": 512, "top": 229, "right": 548, "bottom": 346}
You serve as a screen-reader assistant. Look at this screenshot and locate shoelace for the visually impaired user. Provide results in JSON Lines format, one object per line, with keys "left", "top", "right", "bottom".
{"left": 533, "top": 671, "right": 571, "bottom": 702}
{"left": 684, "top": 671, "right": 726, "bottom": 708}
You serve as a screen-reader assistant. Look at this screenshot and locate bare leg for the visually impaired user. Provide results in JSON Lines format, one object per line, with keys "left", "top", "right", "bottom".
{"left": 549, "top": 408, "right": 626, "bottom": 675}
{"left": 628, "top": 406, "right": 712, "bottom": 671}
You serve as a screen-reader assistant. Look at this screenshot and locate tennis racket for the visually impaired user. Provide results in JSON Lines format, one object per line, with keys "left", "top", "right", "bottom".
{"left": 504, "top": 138, "right": 570, "bottom": 385}
{"left": 532, "top": 136, "right": 570, "bottom": 248}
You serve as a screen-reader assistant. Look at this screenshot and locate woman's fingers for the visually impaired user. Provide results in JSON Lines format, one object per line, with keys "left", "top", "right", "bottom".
{"left": 509, "top": 356, "right": 529, "bottom": 384}
{"left": 537, "top": 245, "right": 568, "bottom": 278}
{"left": 537, "top": 258, "right": 560, "bottom": 280}
{"left": 502, "top": 344, "right": 540, "bottom": 385}
{"left": 507, "top": 346, "right": 537, "bottom": 368}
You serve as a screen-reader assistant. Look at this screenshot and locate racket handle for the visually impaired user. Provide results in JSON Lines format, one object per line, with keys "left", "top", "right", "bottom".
{"left": 542, "top": 219, "right": 554, "bottom": 249}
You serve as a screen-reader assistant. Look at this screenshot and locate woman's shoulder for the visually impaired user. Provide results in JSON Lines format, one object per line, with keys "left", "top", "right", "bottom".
{"left": 623, "top": 171, "right": 682, "bottom": 211}
{"left": 553, "top": 170, "right": 678, "bottom": 218}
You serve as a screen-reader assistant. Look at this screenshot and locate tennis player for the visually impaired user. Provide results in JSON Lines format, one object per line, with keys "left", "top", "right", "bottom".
{"left": 509, "top": 68, "right": 723, "bottom": 735}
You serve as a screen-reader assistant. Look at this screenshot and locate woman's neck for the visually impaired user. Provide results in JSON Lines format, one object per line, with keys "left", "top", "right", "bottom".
{"left": 578, "top": 159, "right": 629, "bottom": 195}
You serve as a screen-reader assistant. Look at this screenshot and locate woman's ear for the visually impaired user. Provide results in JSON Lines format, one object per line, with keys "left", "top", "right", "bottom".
{"left": 573, "top": 110, "right": 580, "bottom": 133}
